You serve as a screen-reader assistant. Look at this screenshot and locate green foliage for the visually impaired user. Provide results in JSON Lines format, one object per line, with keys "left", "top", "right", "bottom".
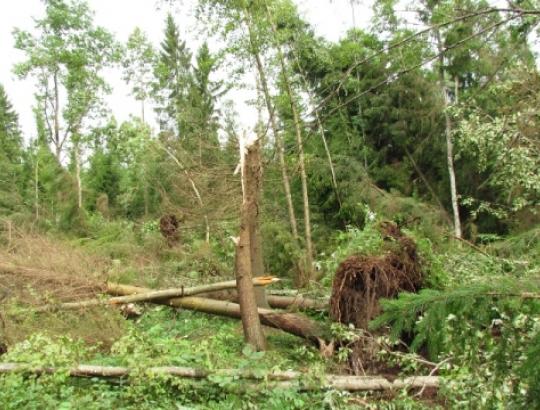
{"left": 0, "top": 84, "right": 24, "bottom": 213}
{"left": 261, "top": 219, "right": 304, "bottom": 279}
{"left": 455, "top": 105, "right": 540, "bottom": 220}
{"left": 1, "top": 308, "right": 341, "bottom": 409}
{"left": 122, "top": 27, "right": 156, "bottom": 104}
{"left": 154, "top": 13, "right": 193, "bottom": 135}
{"left": 318, "top": 217, "right": 383, "bottom": 285}
{"left": 371, "top": 277, "right": 540, "bottom": 407}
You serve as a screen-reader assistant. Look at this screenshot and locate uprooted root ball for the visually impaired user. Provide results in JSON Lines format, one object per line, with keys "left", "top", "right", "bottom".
{"left": 330, "top": 222, "right": 423, "bottom": 330}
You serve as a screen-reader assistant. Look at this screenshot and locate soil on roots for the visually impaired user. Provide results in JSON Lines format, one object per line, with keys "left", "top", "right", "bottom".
{"left": 330, "top": 222, "right": 423, "bottom": 329}
{"left": 159, "top": 214, "right": 181, "bottom": 247}
{"left": 329, "top": 222, "right": 424, "bottom": 374}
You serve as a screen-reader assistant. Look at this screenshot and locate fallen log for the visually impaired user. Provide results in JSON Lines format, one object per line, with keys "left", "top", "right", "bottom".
{"left": 106, "top": 283, "right": 330, "bottom": 349}
{"left": 198, "top": 290, "right": 328, "bottom": 310}
{"left": 265, "top": 295, "right": 328, "bottom": 310}
{"left": 34, "top": 278, "right": 279, "bottom": 313}
{"left": 0, "top": 362, "right": 439, "bottom": 392}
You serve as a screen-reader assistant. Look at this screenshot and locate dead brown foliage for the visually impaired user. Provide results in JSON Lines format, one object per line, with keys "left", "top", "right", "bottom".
{"left": 0, "top": 228, "right": 125, "bottom": 349}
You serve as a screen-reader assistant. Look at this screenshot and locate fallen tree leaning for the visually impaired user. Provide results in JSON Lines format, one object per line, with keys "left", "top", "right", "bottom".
{"left": 0, "top": 363, "right": 439, "bottom": 392}
{"left": 106, "top": 282, "right": 330, "bottom": 349}
{"left": 34, "top": 277, "right": 279, "bottom": 312}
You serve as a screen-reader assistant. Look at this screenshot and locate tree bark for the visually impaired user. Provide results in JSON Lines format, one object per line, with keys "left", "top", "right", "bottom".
{"left": 244, "top": 139, "right": 270, "bottom": 308}
{"left": 53, "top": 71, "right": 61, "bottom": 160}
{"left": 223, "top": 293, "right": 328, "bottom": 311}
{"left": 435, "top": 29, "right": 462, "bottom": 239}
{"left": 74, "top": 140, "right": 83, "bottom": 210}
{"left": 235, "top": 136, "right": 266, "bottom": 350}
{"left": 244, "top": 9, "right": 299, "bottom": 242}
{"left": 267, "top": 10, "right": 314, "bottom": 283}
{"left": 33, "top": 278, "right": 280, "bottom": 312}
{"left": 0, "top": 362, "right": 439, "bottom": 392}
{"left": 106, "top": 283, "right": 327, "bottom": 347}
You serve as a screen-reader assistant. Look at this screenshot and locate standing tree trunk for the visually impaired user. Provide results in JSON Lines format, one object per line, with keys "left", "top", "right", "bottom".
{"left": 34, "top": 156, "right": 39, "bottom": 221}
{"left": 243, "top": 9, "right": 299, "bottom": 243}
{"left": 245, "top": 138, "right": 270, "bottom": 308}
{"left": 235, "top": 135, "right": 266, "bottom": 351}
{"left": 74, "top": 140, "right": 83, "bottom": 210}
{"left": 266, "top": 8, "right": 314, "bottom": 283}
{"left": 53, "top": 71, "right": 61, "bottom": 161}
{"left": 278, "top": 64, "right": 314, "bottom": 283}
{"left": 290, "top": 49, "right": 341, "bottom": 209}
{"left": 435, "top": 29, "right": 462, "bottom": 239}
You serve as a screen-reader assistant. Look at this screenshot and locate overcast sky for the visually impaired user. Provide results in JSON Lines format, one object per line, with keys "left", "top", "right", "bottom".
{"left": 0, "top": 0, "right": 374, "bottom": 140}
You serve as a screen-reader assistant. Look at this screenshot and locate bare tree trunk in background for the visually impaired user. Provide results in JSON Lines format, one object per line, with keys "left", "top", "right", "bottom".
{"left": 289, "top": 48, "right": 342, "bottom": 209}
{"left": 75, "top": 140, "right": 83, "bottom": 210}
{"left": 34, "top": 157, "right": 39, "bottom": 221}
{"left": 244, "top": 9, "right": 299, "bottom": 243}
{"left": 266, "top": 8, "right": 314, "bottom": 283}
{"left": 435, "top": 29, "right": 462, "bottom": 239}
{"left": 235, "top": 137, "right": 266, "bottom": 350}
{"left": 53, "top": 71, "right": 61, "bottom": 161}
{"left": 278, "top": 60, "right": 314, "bottom": 283}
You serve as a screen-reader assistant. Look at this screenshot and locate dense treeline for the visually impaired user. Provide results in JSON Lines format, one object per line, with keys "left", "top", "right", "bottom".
{"left": 0, "top": 0, "right": 539, "bottom": 301}
{"left": 2, "top": 1, "right": 538, "bottom": 253}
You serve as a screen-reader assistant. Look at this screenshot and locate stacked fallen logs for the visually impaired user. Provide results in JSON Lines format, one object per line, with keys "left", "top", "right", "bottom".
{"left": 0, "top": 362, "right": 439, "bottom": 392}
{"left": 23, "top": 277, "right": 331, "bottom": 351}
{"left": 106, "top": 282, "right": 330, "bottom": 350}
{"left": 35, "top": 277, "right": 281, "bottom": 312}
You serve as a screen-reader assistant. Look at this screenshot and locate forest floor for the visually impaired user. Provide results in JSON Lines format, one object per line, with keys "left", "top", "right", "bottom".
{"left": 0, "top": 227, "right": 446, "bottom": 409}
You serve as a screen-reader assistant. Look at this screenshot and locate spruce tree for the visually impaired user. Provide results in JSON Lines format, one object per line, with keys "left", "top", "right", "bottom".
{"left": 189, "top": 42, "right": 226, "bottom": 160}
{"left": 0, "top": 84, "right": 24, "bottom": 213}
{"left": 155, "top": 14, "right": 193, "bottom": 137}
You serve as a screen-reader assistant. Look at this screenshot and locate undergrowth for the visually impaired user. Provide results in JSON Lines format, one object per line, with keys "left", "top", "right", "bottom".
{"left": 3, "top": 214, "right": 539, "bottom": 408}
{"left": 0, "top": 308, "right": 436, "bottom": 409}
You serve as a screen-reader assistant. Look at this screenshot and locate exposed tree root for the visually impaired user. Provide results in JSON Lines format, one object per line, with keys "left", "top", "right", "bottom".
{"left": 330, "top": 222, "right": 423, "bottom": 329}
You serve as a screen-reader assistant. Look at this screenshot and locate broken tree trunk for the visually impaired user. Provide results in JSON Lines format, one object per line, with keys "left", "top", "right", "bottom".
{"left": 236, "top": 134, "right": 267, "bottom": 350}
{"left": 245, "top": 138, "right": 270, "bottom": 309}
{"left": 33, "top": 278, "right": 280, "bottom": 313}
{"left": 106, "top": 283, "right": 329, "bottom": 349}
{"left": 0, "top": 362, "right": 439, "bottom": 392}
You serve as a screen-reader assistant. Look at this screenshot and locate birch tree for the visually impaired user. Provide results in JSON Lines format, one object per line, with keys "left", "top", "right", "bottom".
{"left": 13, "top": 0, "right": 119, "bottom": 209}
